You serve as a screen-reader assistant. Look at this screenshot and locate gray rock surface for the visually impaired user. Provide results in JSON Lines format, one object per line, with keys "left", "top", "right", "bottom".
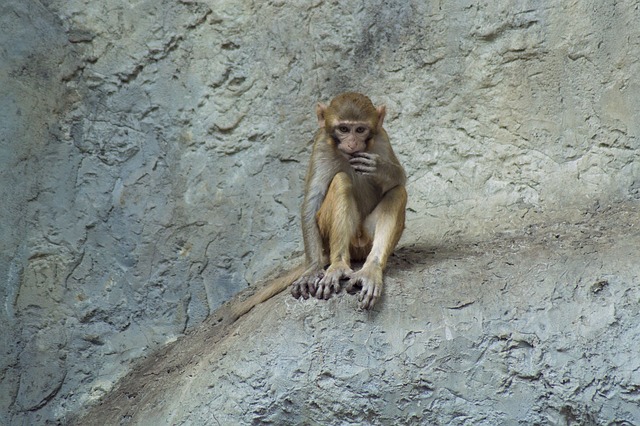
{"left": 1, "top": 0, "right": 639, "bottom": 424}
{"left": 72, "top": 204, "right": 640, "bottom": 425}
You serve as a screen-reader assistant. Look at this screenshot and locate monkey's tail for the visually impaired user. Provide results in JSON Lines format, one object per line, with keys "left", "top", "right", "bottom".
{"left": 228, "top": 264, "right": 305, "bottom": 322}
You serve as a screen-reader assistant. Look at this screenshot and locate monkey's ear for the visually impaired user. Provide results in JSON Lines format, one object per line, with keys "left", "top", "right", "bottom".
{"left": 316, "top": 103, "right": 328, "bottom": 128}
{"left": 376, "top": 105, "right": 386, "bottom": 131}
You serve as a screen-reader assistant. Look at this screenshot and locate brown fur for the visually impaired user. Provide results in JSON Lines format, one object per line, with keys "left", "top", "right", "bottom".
{"left": 291, "top": 92, "right": 407, "bottom": 309}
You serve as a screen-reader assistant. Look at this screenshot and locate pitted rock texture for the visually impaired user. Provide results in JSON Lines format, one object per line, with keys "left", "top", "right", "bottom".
{"left": 72, "top": 204, "right": 640, "bottom": 425}
{"left": 1, "top": 0, "right": 639, "bottom": 424}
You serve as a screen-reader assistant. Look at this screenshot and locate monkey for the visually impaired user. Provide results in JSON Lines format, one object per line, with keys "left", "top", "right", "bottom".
{"left": 210, "top": 93, "right": 405, "bottom": 321}
{"left": 190, "top": 94, "right": 402, "bottom": 328}
{"left": 290, "top": 92, "right": 407, "bottom": 310}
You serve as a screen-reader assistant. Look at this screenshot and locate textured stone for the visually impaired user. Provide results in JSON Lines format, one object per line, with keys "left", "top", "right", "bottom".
{"left": 72, "top": 205, "right": 640, "bottom": 425}
{"left": 1, "top": 0, "right": 639, "bottom": 424}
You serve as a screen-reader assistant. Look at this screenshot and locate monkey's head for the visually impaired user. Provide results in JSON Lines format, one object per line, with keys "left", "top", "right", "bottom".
{"left": 316, "top": 92, "right": 386, "bottom": 155}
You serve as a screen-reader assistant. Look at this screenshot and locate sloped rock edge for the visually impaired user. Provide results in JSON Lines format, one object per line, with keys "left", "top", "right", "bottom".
{"left": 70, "top": 202, "right": 640, "bottom": 425}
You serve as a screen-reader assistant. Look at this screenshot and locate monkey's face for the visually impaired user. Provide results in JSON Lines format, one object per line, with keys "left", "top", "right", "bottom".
{"left": 332, "top": 122, "right": 371, "bottom": 155}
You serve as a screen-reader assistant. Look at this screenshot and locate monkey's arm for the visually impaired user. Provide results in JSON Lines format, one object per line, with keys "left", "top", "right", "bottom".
{"left": 290, "top": 190, "right": 327, "bottom": 299}
{"left": 290, "top": 143, "right": 334, "bottom": 299}
{"left": 300, "top": 188, "right": 326, "bottom": 267}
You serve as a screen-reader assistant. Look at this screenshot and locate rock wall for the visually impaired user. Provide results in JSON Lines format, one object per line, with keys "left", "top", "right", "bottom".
{"left": 1, "top": 0, "right": 638, "bottom": 424}
{"left": 72, "top": 205, "right": 640, "bottom": 425}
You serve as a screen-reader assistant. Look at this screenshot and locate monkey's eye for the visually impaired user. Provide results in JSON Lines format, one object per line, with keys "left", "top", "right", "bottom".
{"left": 338, "top": 126, "right": 349, "bottom": 133}
{"left": 355, "top": 127, "right": 367, "bottom": 134}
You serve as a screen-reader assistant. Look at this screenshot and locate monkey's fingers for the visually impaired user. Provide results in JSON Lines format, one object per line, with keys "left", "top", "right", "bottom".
{"left": 316, "top": 276, "right": 338, "bottom": 300}
{"left": 291, "top": 271, "right": 322, "bottom": 300}
{"left": 349, "top": 158, "right": 376, "bottom": 174}
{"left": 309, "top": 273, "right": 322, "bottom": 297}
{"left": 348, "top": 267, "right": 382, "bottom": 310}
{"left": 349, "top": 163, "right": 376, "bottom": 173}
{"left": 351, "top": 152, "right": 376, "bottom": 159}
{"left": 353, "top": 166, "right": 377, "bottom": 174}
{"left": 358, "top": 283, "right": 380, "bottom": 310}
{"left": 317, "top": 267, "right": 349, "bottom": 300}
{"left": 317, "top": 283, "right": 332, "bottom": 300}
{"left": 349, "top": 156, "right": 376, "bottom": 166}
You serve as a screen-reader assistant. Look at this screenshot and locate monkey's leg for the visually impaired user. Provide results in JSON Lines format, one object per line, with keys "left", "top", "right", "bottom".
{"left": 315, "top": 172, "right": 359, "bottom": 300}
{"left": 346, "top": 185, "right": 407, "bottom": 309}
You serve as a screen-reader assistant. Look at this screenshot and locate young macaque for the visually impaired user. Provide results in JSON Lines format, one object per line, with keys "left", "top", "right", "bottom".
{"left": 290, "top": 92, "right": 407, "bottom": 309}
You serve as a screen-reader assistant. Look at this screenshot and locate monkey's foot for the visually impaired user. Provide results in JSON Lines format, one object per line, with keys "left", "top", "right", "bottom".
{"left": 316, "top": 263, "right": 352, "bottom": 300}
{"left": 290, "top": 267, "right": 325, "bottom": 299}
{"left": 345, "top": 266, "right": 383, "bottom": 310}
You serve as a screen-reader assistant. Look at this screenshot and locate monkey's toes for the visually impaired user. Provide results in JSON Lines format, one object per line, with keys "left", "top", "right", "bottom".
{"left": 316, "top": 284, "right": 331, "bottom": 300}
{"left": 290, "top": 283, "right": 309, "bottom": 299}
{"left": 290, "top": 285, "right": 300, "bottom": 299}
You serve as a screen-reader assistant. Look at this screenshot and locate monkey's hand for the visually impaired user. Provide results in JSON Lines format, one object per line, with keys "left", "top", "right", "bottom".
{"left": 291, "top": 266, "right": 325, "bottom": 300}
{"left": 345, "top": 265, "right": 383, "bottom": 310}
{"left": 349, "top": 152, "right": 379, "bottom": 175}
{"left": 316, "top": 262, "right": 352, "bottom": 300}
